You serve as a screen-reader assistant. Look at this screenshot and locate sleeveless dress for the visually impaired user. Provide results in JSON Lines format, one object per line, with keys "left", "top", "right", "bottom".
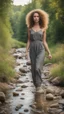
{"left": 29, "top": 29, "right": 45, "bottom": 87}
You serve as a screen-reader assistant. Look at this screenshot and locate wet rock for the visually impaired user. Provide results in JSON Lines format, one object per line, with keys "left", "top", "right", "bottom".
{"left": 48, "top": 108, "right": 62, "bottom": 114}
{"left": 60, "top": 90, "right": 64, "bottom": 98}
{"left": 0, "top": 92, "right": 5, "bottom": 103}
{"left": 44, "top": 63, "right": 52, "bottom": 66}
{"left": 50, "top": 103, "right": 59, "bottom": 108}
{"left": 19, "top": 72, "right": 26, "bottom": 76}
{"left": 20, "top": 97, "right": 24, "bottom": 100}
{"left": 14, "top": 75, "right": 20, "bottom": 79}
{"left": 30, "top": 104, "right": 36, "bottom": 109}
{"left": 59, "top": 99, "right": 64, "bottom": 105}
{"left": 26, "top": 61, "right": 31, "bottom": 65}
{"left": 18, "top": 56, "right": 23, "bottom": 59}
{"left": 20, "top": 73, "right": 26, "bottom": 76}
{"left": 24, "top": 80, "right": 29, "bottom": 83}
{"left": 24, "top": 109, "right": 29, "bottom": 112}
{"left": 19, "top": 68, "right": 27, "bottom": 73}
{"left": 46, "top": 93, "right": 54, "bottom": 100}
{"left": 16, "top": 88, "right": 23, "bottom": 91}
{"left": 21, "top": 93, "right": 25, "bottom": 95}
{"left": 19, "top": 67, "right": 30, "bottom": 73}
{"left": 8, "top": 84, "right": 15, "bottom": 89}
{"left": 59, "top": 99, "right": 64, "bottom": 110}
{"left": 51, "top": 77, "right": 60, "bottom": 86}
{"left": 21, "top": 85, "right": 28, "bottom": 88}
{"left": 46, "top": 87, "right": 55, "bottom": 94}
{"left": 13, "top": 92, "right": 19, "bottom": 96}
{"left": 23, "top": 65, "right": 27, "bottom": 67}
{"left": 16, "top": 80, "right": 24, "bottom": 83}
{"left": 15, "top": 104, "right": 23, "bottom": 111}
{"left": 43, "top": 70, "right": 49, "bottom": 76}
{"left": 54, "top": 96, "right": 61, "bottom": 100}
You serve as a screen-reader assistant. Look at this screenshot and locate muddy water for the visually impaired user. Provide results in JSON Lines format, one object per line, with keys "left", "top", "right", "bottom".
{"left": 0, "top": 48, "right": 63, "bottom": 114}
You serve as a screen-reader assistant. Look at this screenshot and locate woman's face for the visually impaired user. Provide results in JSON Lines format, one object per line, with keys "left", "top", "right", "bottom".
{"left": 33, "top": 12, "right": 40, "bottom": 23}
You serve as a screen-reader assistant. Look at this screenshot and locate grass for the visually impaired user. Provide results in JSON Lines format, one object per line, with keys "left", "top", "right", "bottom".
{"left": 11, "top": 38, "right": 26, "bottom": 48}
{"left": 0, "top": 50, "right": 16, "bottom": 82}
{"left": 0, "top": 38, "right": 26, "bottom": 83}
{"left": 44, "top": 43, "right": 64, "bottom": 80}
{"left": 50, "top": 62, "right": 64, "bottom": 79}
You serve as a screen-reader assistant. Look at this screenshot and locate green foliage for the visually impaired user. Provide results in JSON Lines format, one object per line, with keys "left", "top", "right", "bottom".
{"left": 0, "top": 18, "right": 12, "bottom": 50}
{"left": 44, "top": 44, "right": 64, "bottom": 79}
{"left": 0, "top": 0, "right": 16, "bottom": 82}
{"left": 50, "top": 62, "right": 64, "bottom": 79}
{"left": 11, "top": 39, "right": 26, "bottom": 48}
{"left": 0, "top": 0, "right": 63, "bottom": 81}
{"left": 10, "top": 0, "right": 64, "bottom": 43}
{"left": 0, "top": 46, "right": 15, "bottom": 82}
{"left": 44, "top": 44, "right": 64, "bottom": 63}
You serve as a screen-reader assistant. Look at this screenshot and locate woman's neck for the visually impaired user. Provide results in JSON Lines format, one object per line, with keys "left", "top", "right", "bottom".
{"left": 34, "top": 22, "right": 39, "bottom": 26}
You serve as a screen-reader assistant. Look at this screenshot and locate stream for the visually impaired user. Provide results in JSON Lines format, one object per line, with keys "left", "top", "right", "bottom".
{"left": 0, "top": 48, "right": 64, "bottom": 114}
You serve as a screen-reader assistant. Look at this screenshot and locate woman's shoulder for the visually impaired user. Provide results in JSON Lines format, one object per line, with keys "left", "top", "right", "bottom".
{"left": 41, "top": 28, "right": 46, "bottom": 33}
{"left": 27, "top": 27, "right": 32, "bottom": 31}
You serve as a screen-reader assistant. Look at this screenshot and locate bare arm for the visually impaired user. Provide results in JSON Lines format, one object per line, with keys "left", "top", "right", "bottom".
{"left": 26, "top": 28, "right": 30, "bottom": 54}
{"left": 42, "top": 30, "right": 52, "bottom": 59}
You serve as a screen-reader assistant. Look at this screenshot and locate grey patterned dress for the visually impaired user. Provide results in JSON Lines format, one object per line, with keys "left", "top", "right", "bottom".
{"left": 29, "top": 29, "right": 45, "bottom": 87}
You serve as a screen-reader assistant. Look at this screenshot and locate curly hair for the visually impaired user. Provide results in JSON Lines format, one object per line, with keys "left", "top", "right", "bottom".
{"left": 26, "top": 9, "right": 49, "bottom": 30}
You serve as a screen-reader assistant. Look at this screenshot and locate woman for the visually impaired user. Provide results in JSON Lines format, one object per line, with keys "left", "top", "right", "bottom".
{"left": 25, "top": 9, "right": 52, "bottom": 93}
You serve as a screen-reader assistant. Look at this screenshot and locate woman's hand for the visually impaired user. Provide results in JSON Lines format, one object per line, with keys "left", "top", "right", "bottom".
{"left": 25, "top": 51, "right": 28, "bottom": 59}
{"left": 48, "top": 53, "right": 52, "bottom": 59}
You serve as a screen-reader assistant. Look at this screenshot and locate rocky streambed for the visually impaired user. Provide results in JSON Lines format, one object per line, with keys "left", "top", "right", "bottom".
{"left": 0, "top": 48, "right": 64, "bottom": 114}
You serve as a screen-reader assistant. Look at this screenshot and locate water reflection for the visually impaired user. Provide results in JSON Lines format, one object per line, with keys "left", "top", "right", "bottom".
{"left": 31, "top": 91, "right": 47, "bottom": 114}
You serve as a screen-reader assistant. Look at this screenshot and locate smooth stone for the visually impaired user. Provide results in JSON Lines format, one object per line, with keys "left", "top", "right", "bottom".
{"left": 16, "top": 80, "right": 24, "bottom": 83}
{"left": 46, "top": 87, "right": 55, "bottom": 94}
{"left": 20, "top": 98, "right": 24, "bottom": 100}
{"left": 30, "top": 104, "right": 36, "bottom": 109}
{"left": 16, "top": 88, "right": 23, "bottom": 91}
{"left": 13, "top": 92, "right": 19, "bottom": 96}
{"left": 20, "top": 73, "right": 26, "bottom": 76}
{"left": 50, "top": 103, "right": 59, "bottom": 108}
{"left": 24, "top": 109, "right": 29, "bottom": 112}
{"left": 21, "top": 85, "right": 28, "bottom": 88}
{"left": 21, "top": 93, "right": 25, "bottom": 95}
{"left": 19, "top": 67, "right": 29, "bottom": 73}
{"left": 26, "top": 61, "right": 31, "bottom": 65}
{"left": 15, "top": 104, "right": 23, "bottom": 111}
{"left": 46, "top": 93, "right": 54, "bottom": 100}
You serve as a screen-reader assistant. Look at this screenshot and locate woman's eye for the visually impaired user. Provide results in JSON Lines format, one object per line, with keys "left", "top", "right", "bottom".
{"left": 34, "top": 16, "right": 39, "bottom": 17}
